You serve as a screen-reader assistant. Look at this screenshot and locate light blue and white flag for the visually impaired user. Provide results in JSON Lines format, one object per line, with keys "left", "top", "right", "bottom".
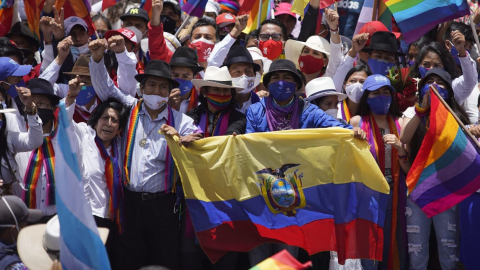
{"left": 54, "top": 102, "right": 111, "bottom": 270}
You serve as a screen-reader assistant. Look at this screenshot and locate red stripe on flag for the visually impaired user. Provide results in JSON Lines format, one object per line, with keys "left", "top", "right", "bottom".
{"left": 196, "top": 219, "right": 384, "bottom": 264}
{"left": 55, "top": 0, "right": 96, "bottom": 35}
{"left": 0, "top": 7, "right": 13, "bottom": 37}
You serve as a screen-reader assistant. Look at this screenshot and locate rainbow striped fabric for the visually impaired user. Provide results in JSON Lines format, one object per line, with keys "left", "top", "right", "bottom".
{"left": 407, "top": 90, "right": 480, "bottom": 218}
{"left": 182, "top": 0, "right": 208, "bottom": 17}
{"left": 165, "top": 128, "right": 390, "bottom": 264}
{"left": 386, "top": 0, "right": 470, "bottom": 43}
{"left": 0, "top": 0, "right": 14, "bottom": 37}
{"left": 250, "top": 250, "right": 312, "bottom": 270}
{"left": 240, "top": 0, "right": 274, "bottom": 33}
{"left": 24, "top": 0, "right": 44, "bottom": 40}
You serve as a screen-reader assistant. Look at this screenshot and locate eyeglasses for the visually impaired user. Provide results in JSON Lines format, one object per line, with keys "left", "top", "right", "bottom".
{"left": 258, "top": 33, "right": 283, "bottom": 42}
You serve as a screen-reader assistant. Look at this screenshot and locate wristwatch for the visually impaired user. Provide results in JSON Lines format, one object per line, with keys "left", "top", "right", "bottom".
{"left": 25, "top": 102, "right": 37, "bottom": 115}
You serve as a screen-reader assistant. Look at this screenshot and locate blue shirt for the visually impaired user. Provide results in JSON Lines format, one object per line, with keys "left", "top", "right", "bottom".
{"left": 337, "top": 0, "right": 365, "bottom": 39}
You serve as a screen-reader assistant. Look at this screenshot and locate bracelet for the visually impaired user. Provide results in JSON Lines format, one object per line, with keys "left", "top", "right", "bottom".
{"left": 330, "top": 30, "right": 339, "bottom": 35}
{"left": 398, "top": 152, "right": 409, "bottom": 163}
{"left": 330, "top": 25, "right": 339, "bottom": 32}
{"left": 415, "top": 103, "right": 430, "bottom": 117}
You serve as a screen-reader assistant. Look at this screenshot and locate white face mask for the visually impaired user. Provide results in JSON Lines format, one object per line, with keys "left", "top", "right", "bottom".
{"left": 143, "top": 94, "right": 168, "bottom": 110}
{"left": 232, "top": 73, "right": 262, "bottom": 94}
{"left": 325, "top": 108, "right": 338, "bottom": 118}
{"left": 345, "top": 82, "right": 364, "bottom": 103}
{"left": 71, "top": 43, "right": 90, "bottom": 56}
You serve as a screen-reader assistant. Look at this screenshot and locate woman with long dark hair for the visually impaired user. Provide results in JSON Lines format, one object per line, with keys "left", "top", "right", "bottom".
{"left": 400, "top": 68, "right": 468, "bottom": 269}
{"left": 338, "top": 65, "right": 372, "bottom": 123}
{"left": 350, "top": 74, "right": 410, "bottom": 270}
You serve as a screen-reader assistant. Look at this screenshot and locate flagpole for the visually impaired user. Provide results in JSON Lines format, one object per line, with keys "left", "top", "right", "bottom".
{"left": 469, "top": 15, "right": 480, "bottom": 56}
{"left": 430, "top": 85, "right": 480, "bottom": 149}
{"left": 257, "top": 0, "right": 263, "bottom": 29}
{"left": 175, "top": 15, "right": 191, "bottom": 38}
{"left": 372, "top": 0, "right": 378, "bottom": 21}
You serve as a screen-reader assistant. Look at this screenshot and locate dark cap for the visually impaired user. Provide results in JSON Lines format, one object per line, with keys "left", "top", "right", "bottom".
{"left": 170, "top": 47, "right": 204, "bottom": 74}
{"left": 164, "top": 0, "right": 181, "bottom": 16}
{"left": 6, "top": 21, "right": 40, "bottom": 49}
{"left": 120, "top": 8, "right": 150, "bottom": 23}
{"left": 135, "top": 60, "right": 180, "bottom": 88}
{"left": 262, "top": 59, "right": 303, "bottom": 88}
{"left": 419, "top": 68, "right": 453, "bottom": 89}
{"left": 0, "top": 196, "right": 43, "bottom": 225}
{"left": 27, "top": 78, "right": 61, "bottom": 105}
{"left": 223, "top": 45, "right": 261, "bottom": 73}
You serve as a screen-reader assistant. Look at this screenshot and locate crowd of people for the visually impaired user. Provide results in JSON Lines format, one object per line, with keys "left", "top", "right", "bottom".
{"left": 1, "top": 0, "right": 480, "bottom": 269}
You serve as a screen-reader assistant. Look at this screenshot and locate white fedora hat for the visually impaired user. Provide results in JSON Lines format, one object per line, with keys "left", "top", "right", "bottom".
{"left": 191, "top": 66, "right": 243, "bottom": 91}
{"left": 17, "top": 215, "right": 109, "bottom": 270}
{"left": 305, "top": 77, "right": 347, "bottom": 102}
{"left": 285, "top": 35, "right": 331, "bottom": 69}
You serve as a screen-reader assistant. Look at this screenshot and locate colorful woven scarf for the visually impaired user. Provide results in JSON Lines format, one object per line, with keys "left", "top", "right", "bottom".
{"left": 22, "top": 111, "right": 59, "bottom": 208}
{"left": 123, "top": 101, "right": 142, "bottom": 186}
{"left": 95, "top": 137, "right": 125, "bottom": 233}
{"left": 360, "top": 113, "right": 406, "bottom": 270}
{"left": 123, "top": 101, "right": 178, "bottom": 193}
{"left": 340, "top": 99, "right": 352, "bottom": 123}
{"left": 187, "top": 86, "right": 199, "bottom": 112}
{"left": 198, "top": 110, "right": 230, "bottom": 137}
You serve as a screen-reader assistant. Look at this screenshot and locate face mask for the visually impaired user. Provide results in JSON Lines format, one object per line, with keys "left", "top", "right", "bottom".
{"left": 232, "top": 73, "right": 261, "bottom": 94}
{"left": 161, "top": 15, "right": 177, "bottom": 34}
{"left": 175, "top": 79, "right": 194, "bottom": 96}
{"left": 76, "top": 86, "right": 96, "bottom": 106}
{"left": 70, "top": 43, "right": 90, "bottom": 56}
{"left": 368, "top": 58, "right": 395, "bottom": 75}
{"left": 143, "top": 94, "right": 168, "bottom": 110}
{"left": 5, "top": 81, "right": 26, "bottom": 98}
{"left": 298, "top": 54, "right": 325, "bottom": 74}
{"left": 418, "top": 66, "right": 430, "bottom": 78}
{"left": 37, "top": 108, "right": 54, "bottom": 125}
{"left": 367, "top": 95, "right": 391, "bottom": 115}
{"left": 206, "top": 93, "right": 232, "bottom": 110}
{"left": 324, "top": 108, "right": 338, "bottom": 118}
{"left": 345, "top": 82, "right": 363, "bottom": 103}
{"left": 268, "top": 80, "right": 296, "bottom": 102}
{"left": 420, "top": 84, "right": 449, "bottom": 100}
{"left": 259, "top": 39, "right": 283, "bottom": 60}
{"left": 408, "top": 60, "right": 415, "bottom": 67}
{"left": 190, "top": 38, "right": 215, "bottom": 62}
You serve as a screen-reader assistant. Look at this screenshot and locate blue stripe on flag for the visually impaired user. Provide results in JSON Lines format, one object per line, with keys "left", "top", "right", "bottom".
{"left": 55, "top": 102, "right": 111, "bottom": 270}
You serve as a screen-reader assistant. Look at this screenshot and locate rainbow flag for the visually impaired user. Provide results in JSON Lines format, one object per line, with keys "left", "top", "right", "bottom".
{"left": 24, "top": 0, "right": 44, "bottom": 40}
{"left": 165, "top": 128, "right": 390, "bottom": 264}
{"left": 182, "top": 0, "right": 208, "bottom": 17}
{"left": 0, "top": 0, "right": 14, "bottom": 37}
{"left": 55, "top": 0, "right": 96, "bottom": 35}
{"left": 386, "top": 0, "right": 470, "bottom": 44}
{"left": 378, "top": 0, "right": 392, "bottom": 30}
{"left": 250, "top": 250, "right": 312, "bottom": 270}
{"left": 407, "top": 89, "right": 480, "bottom": 218}
{"left": 240, "top": 0, "right": 274, "bottom": 33}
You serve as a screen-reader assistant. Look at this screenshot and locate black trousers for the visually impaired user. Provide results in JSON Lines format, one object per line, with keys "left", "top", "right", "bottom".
{"left": 94, "top": 216, "right": 119, "bottom": 269}
{"left": 115, "top": 190, "right": 181, "bottom": 270}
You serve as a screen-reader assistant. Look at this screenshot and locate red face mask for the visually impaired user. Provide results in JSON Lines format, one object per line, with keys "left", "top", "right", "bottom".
{"left": 189, "top": 38, "right": 215, "bottom": 62}
{"left": 298, "top": 54, "right": 326, "bottom": 75}
{"left": 259, "top": 39, "right": 283, "bottom": 60}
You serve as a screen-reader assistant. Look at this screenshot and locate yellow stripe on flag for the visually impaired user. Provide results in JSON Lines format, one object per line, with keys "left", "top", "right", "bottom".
{"left": 164, "top": 128, "right": 389, "bottom": 203}
{"left": 291, "top": 0, "right": 309, "bottom": 18}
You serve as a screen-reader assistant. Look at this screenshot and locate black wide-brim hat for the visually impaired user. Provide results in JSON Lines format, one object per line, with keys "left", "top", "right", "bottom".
{"left": 262, "top": 59, "right": 303, "bottom": 89}
{"left": 223, "top": 45, "right": 261, "bottom": 73}
{"left": 169, "top": 47, "right": 205, "bottom": 75}
{"left": 135, "top": 60, "right": 180, "bottom": 88}
{"left": 27, "top": 78, "right": 61, "bottom": 104}
{"left": 361, "top": 31, "right": 405, "bottom": 56}
{"left": 7, "top": 21, "right": 40, "bottom": 49}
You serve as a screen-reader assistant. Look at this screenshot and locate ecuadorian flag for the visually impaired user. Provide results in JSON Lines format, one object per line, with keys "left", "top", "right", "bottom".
{"left": 407, "top": 88, "right": 480, "bottom": 218}
{"left": 165, "top": 128, "right": 390, "bottom": 264}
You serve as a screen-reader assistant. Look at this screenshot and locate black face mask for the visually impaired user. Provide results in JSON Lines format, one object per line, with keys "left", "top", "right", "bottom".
{"left": 37, "top": 108, "right": 54, "bottom": 126}
{"left": 161, "top": 15, "right": 177, "bottom": 34}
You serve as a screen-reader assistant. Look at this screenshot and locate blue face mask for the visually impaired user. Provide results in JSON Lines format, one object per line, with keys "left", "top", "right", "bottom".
{"left": 450, "top": 43, "right": 470, "bottom": 66}
{"left": 408, "top": 60, "right": 415, "bottom": 67}
{"left": 175, "top": 78, "right": 194, "bottom": 96}
{"left": 420, "top": 83, "right": 449, "bottom": 100}
{"left": 76, "top": 86, "right": 96, "bottom": 106}
{"left": 419, "top": 66, "right": 430, "bottom": 78}
{"left": 368, "top": 58, "right": 395, "bottom": 75}
{"left": 367, "top": 95, "right": 392, "bottom": 115}
{"left": 6, "top": 81, "right": 26, "bottom": 98}
{"left": 268, "top": 80, "right": 296, "bottom": 102}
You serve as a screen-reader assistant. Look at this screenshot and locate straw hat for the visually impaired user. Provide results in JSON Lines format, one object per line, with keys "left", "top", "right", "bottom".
{"left": 64, "top": 55, "right": 91, "bottom": 76}
{"left": 191, "top": 66, "right": 243, "bottom": 90}
{"left": 285, "top": 35, "right": 331, "bottom": 69}
{"left": 18, "top": 215, "right": 109, "bottom": 270}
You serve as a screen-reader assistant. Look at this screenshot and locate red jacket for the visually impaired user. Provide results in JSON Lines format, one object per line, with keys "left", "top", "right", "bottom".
{"left": 148, "top": 22, "right": 173, "bottom": 63}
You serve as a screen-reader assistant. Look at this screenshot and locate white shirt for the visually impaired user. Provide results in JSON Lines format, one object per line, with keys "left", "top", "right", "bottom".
{"left": 462, "top": 84, "right": 479, "bottom": 124}
{"left": 70, "top": 117, "right": 122, "bottom": 218}
{"left": 116, "top": 49, "right": 139, "bottom": 97}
